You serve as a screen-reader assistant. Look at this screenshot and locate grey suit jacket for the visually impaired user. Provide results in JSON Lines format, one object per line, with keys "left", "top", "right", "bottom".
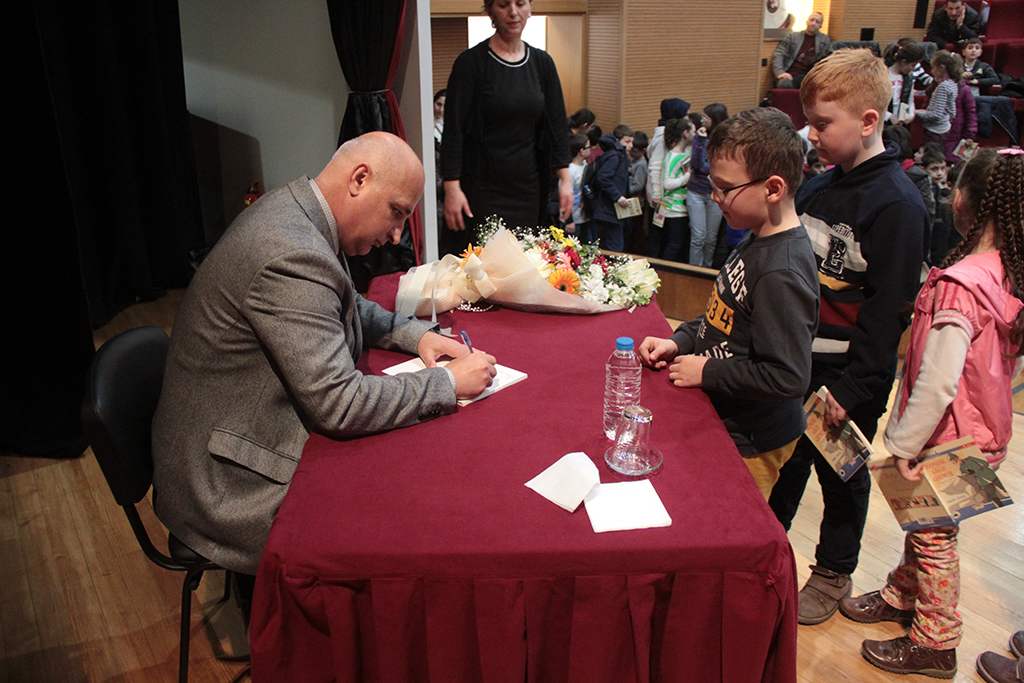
{"left": 152, "top": 177, "right": 456, "bottom": 574}
{"left": 772, "top": 31, "right": 831, "bottom": 79}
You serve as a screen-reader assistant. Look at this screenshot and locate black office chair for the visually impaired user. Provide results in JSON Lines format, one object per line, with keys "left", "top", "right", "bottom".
{"left": 81, "top": 325, "right": 229, "bottom": 683}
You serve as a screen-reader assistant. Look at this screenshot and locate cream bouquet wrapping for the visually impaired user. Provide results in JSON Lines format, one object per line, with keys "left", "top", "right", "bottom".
{"left": 395, "top": 217, "right": 660, "bottom": 319}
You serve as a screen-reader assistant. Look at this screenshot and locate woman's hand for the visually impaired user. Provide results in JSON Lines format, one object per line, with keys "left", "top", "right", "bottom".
{"left": 443, "top": 180, "right": 473, "bottom": 231}
{"left": 616, "top": 196, "right": 630, "bottom": 208}
{"left": 557, "top": 168, "right": 573, "bottom": 221}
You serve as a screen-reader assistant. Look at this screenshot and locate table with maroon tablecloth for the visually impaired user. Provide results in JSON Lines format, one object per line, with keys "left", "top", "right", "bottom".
{"left": 250, "top": 273, "right": 797, "bottom": 683}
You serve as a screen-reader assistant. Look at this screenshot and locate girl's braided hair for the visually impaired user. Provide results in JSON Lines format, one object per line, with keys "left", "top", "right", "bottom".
{"left": 943, "top": 149, "right": 1024, "bottom": 350}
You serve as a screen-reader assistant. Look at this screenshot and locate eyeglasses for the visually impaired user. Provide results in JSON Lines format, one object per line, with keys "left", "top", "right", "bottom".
{"left": 711, "top": 177, "right": 769, "bottom": 198}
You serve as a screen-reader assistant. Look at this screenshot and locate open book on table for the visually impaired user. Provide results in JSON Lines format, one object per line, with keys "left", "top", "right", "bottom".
{"left": 803, "top": 386, "right": 873, "bottom": 481}
{"left": 382, "top": 358, "right": 527, "bottom": 407}
{"left": 869, "top": 437, "right": 1014, "bottom": 531}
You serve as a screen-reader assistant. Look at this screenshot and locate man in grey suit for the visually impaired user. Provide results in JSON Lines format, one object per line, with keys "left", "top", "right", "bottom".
{"left": 152, "top": 132, "right": 496, "bottom": 578}
{"left": 772, "top": 12, "right": 831, "bottom": 89}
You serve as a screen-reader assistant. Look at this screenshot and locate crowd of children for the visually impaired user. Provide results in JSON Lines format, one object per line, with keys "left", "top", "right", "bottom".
{"left": 545, "top": 36, "right": 1016, "bottom": 280}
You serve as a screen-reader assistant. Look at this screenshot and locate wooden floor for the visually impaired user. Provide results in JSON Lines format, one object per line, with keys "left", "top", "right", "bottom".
{"left": 0, "top": 293, "right": 1021, "bottom": 682}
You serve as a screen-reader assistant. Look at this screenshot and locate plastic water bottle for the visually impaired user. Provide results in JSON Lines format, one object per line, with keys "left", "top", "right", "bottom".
{"left": 603, "top": 337, "right": 642, "bottom": 439}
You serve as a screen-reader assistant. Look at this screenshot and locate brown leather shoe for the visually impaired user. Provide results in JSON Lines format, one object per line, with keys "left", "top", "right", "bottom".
{"left": 862, "top": 636, "right": 957, "bottom": 679}
{"left": 798, "top": 564, "right": 852, "bottom": 625}
{"left": 1012, "top": 630, "right": 1024, "bottom": 659}
{"left": 977, "top": 651, "right": 1023, "bottom": 683}
{"left": 840, "top": 590, "right": 915, "bottom": 626}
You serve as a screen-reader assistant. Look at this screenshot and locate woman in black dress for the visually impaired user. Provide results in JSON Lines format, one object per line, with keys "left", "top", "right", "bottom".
{"left": 440, "top": 0, "right": 572, "bottom": 255}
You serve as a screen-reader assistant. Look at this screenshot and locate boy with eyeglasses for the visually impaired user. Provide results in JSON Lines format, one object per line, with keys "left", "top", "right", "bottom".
{"left": 639, "top": 107, "right": 819, "bottom": 500}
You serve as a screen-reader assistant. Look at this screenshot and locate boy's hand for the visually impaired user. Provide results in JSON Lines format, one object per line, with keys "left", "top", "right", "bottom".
{"left": 668, "top": 355, "right": 708, "bottom": 388}
{"left": 895, "top": 456, "right": 925, "bottom": 482}
{"left": 616, "top": 196, "right": 630, "bottom": 208}
{"left": 639, "top": 337, "right": 679, "bottom": 369}
{"left": 823, "top": 392, "right": 848, "bottom": 426}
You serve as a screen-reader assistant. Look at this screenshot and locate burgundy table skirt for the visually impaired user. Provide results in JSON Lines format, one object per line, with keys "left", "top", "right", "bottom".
{"left": 250, "top": 273, "right": 798, "bottom": 683}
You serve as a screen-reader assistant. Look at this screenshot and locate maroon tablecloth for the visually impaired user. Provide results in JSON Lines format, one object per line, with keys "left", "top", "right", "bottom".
{"left": 250, "top": 273, "right": 797, "bottom": 683}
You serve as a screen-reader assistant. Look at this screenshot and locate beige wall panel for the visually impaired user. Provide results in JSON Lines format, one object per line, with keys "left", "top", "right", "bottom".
{"left": 828, "top": 0, "right": 923, "bottom": 45}
{"left": 618, "top": 0, "right": 763, "bottom": 134}
{"left": 585, "top": 0, "right": 624, "bottom": 132}
{"left": 432, "top": 17, "right": 467, "bottom": 96}
{"left": 547, "top": 15, "right": 586, "bottom": 115}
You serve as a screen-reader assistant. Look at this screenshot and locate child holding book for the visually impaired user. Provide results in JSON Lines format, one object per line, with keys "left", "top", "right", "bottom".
{"left": 639, "top": 107, "right": 819, "bottom": 499}
{"left": 839, "top": 149, "right": 1024, "bottom": 680}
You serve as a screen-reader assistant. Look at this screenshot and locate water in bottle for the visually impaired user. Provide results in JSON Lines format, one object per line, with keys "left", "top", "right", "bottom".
{"left": 603, "top": 336, "right": 642, "bottom": 439}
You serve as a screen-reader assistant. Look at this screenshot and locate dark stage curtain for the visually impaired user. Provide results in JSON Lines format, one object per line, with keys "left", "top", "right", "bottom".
{"left": 2, "top": 1, "right": 202, "bottom": 458}
{"left": 326, "top": 0, "right": 422, "bottom": 292}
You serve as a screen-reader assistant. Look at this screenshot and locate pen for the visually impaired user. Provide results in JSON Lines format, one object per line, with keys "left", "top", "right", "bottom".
{"left": 460, "top": 330, "right": 474, "bottom": 354}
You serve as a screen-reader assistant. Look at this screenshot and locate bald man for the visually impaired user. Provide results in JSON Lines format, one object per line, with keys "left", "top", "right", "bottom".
{"left": 772, "top": 12, "right": 831, "bottom": 89}
{"left": 152, "top": 132, "right": 496, "bottom": 576}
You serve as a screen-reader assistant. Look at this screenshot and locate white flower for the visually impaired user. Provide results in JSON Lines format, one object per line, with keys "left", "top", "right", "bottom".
{"left": 524, "top": 249, "right": 553, "bottom": 278}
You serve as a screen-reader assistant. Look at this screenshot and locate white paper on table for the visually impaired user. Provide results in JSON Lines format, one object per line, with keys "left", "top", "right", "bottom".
{"left": 583, "top": 480, "right": 672, "bottom": 533}
{"left": 382, "top": 358, "right": 527, "bottom": 406}
{"left": 524, "top": 452, "right": 600, "bottom": 513}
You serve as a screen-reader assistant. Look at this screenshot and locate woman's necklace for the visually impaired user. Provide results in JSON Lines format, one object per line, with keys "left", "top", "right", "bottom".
{"left": 489, "top": 35, "right": 525, "bottom": 62}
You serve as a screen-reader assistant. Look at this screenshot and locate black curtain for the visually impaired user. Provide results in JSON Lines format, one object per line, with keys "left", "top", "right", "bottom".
{"left": 1, "top": 1, "right": 202, "bottom": 458}
{"left": 326, "top": 0, "right": 419, "bottom": 292}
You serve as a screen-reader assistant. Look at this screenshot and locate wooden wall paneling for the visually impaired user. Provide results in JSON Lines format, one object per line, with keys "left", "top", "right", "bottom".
{"left": 431, "top": 17, "right": 467, "bottom": 97}
{"left": 546, "top": 14, "right": 585, "bottom": 115}
{"left": 619, "top": 0, "right": 764, "bottom": 134}
{"left": 827, "top": 0, "right": 924, "bottom": 44}
{"left": 584, "top": 0, "right": 624, "bottom": 132}
{"left": 813, "top": 0, "right": 832, "bottom": 33}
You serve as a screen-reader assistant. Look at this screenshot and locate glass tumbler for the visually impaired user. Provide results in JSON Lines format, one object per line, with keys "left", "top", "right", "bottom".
{"left": 604, "top": 405, "right": 663, "bottom": 475}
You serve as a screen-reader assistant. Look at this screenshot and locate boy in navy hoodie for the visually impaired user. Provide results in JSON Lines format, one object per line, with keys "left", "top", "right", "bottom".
{"left": 592, "top": 124, "right": 633, "bottom": 252}
{"left": 767, "top": 49, "right": 928, "bottom": 630}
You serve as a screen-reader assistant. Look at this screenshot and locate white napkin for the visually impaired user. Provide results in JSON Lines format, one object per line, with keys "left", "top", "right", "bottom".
{"left": 524, "top": 452, "right": 600, "bottom": 512}
{"left": 583, "top": 480, "right": 673, "bottom": 533}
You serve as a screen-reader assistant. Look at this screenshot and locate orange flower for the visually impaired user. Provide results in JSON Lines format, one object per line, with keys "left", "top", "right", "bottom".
{"left": 460, "top": 245, "right": 483, "bottom": 263}
{"left": 548, "top": 268, "right": 581, "bottom": 294}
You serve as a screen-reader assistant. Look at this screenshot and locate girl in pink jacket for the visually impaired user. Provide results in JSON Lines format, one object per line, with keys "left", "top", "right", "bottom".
{"left": 837, "top": 148, "right": 1024, "bottom": 680}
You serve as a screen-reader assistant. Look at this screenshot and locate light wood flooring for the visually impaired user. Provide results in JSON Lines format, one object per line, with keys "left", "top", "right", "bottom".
{"left": 0, "top": 294, "right": 1020, "bottom": 683}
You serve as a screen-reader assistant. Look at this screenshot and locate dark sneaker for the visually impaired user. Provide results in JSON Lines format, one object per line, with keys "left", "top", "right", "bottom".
{"left": 977, "top": 651, "right": 1023, "bottom": 683}
{"left": 840, "top": 590, "right": 915, "bottom": 626}
{"left": 862, "top": 636, "right": 957, "bottom": 679}
{"left": 1012, "top": 630, "right": 1024, "bottom": 659}
{"left": 798, "top": 564, "right": 852, "bottom": 625}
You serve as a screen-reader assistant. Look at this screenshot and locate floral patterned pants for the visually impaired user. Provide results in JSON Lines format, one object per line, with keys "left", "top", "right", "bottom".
{"left": 881, "top": 525, "right": 961, "bottom": 650}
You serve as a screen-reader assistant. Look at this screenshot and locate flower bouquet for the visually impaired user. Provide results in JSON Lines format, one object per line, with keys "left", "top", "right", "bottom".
{"left": 395, "top": 216, "right": 660, "bottom": 319}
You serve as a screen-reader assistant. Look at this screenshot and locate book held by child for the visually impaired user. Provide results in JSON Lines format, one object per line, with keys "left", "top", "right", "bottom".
{"left": 869, "top": 437, "right": 1013, "bottom": 531}
{"left": 802, "top": 386, "right": 873, "bottom": 481}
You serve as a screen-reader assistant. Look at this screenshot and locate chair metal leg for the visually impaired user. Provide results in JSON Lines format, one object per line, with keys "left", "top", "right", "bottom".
{"left": 222, "top": 569, "right": 232, "bottom": 604}
{"left": 179, "top": 566, "right": 207, "bottom": 683}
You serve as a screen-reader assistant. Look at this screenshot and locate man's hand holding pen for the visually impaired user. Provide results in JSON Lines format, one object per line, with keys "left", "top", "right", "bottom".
{"left": 447, "top": 330, "right": 497, "bottom": 399}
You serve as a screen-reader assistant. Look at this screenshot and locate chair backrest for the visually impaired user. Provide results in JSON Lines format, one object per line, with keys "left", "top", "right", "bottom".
{"left": 81, "top": 326, "right": 170, "bottom": 506}
{"left": 828, "top": 41, "right": 882, "bottom": 57}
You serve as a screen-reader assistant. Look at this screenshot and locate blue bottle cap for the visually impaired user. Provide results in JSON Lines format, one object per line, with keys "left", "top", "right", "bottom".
{"left": 615, "top": 336, "right": 634, "bottom": 351}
